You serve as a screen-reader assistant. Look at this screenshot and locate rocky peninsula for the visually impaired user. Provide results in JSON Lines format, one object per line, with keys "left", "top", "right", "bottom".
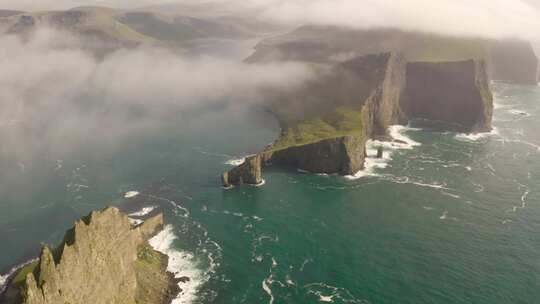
{"left": 0, "top": 207, "right": 180, "bottom": 304}
{"left": 223, "top": 52, "right": 493, "bottom": 186}
{"left": 247, "top": 25, "right": 539, "bottom": 85}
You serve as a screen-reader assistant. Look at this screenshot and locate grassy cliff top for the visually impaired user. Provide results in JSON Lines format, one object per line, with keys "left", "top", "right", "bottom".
{"left": 270, "top": 107, "right": 363, "bottom": 151}
{"left": 249, "top": 25, "right": 487, "bottom": 63}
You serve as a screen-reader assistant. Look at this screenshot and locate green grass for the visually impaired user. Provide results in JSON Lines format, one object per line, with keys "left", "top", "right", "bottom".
{"left": 270, "top": 107, "right": 363, "bottom": 151}
{"left": 11, "top": 261, "right": 39, "bottom": 287}
{"left": 137, "top": 245, "right": 163, "bottom": 267}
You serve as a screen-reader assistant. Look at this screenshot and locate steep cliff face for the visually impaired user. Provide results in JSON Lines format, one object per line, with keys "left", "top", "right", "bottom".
{"left": 248, "top": 25, "right": 538, "bottom": 85}
{"left": 403, "top": 60, "right": 493, "bottom": 132}
{"left": 489, "top": 39, "right": 539, "bottom": 85}
{"left": 353, "top": 53, "right": 408, "bottom": 137}
{"left": 262, "top": 135, "right": 365, "bottom": 175}
{"left": 223, "top": 52, "right": 494, "bottom": 186}
{"left": 222, "top": 155, "right": 262, "bottom": 187}
{"left": 222, "top": 53, "right": 407, "bottom": 185}
{"left": 3, "top": 207, "right": 178, "bottom": 304}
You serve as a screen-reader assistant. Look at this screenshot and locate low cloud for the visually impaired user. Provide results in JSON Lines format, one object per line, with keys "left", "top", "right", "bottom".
{"left": 254, "top": 0, "right": 540, "bottom": 40}
{"left": 0, "top": 29, "right": 311, "bottom": 162}
{"left": 2, "top": 0, "right": 539, "bottom": 40}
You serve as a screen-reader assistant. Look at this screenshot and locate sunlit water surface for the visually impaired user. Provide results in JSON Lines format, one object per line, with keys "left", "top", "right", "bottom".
{"left": 1, "top": 83, "right": 540, "bottom": 304}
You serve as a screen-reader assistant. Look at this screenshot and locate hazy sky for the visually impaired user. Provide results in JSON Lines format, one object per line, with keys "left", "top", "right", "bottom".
{"left": 2, "top": 0, "right": 539, "bottom": 40}
{"left": 0, "top": 29, "right": 310, "bottom": 162}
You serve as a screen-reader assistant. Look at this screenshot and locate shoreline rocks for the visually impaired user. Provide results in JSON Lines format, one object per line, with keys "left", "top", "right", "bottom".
{"left": 222, "top": 52, "right": 494, "bottom": 187}
{"left": 222, "top": 155, "right": 262, "bottom": 187}
{"left": 0, "top": 207, "right": 180, "bottom": 304}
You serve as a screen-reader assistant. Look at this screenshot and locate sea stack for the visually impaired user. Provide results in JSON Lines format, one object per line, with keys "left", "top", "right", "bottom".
{"left": 222, "top": 52, "right": 494, "bottom": 186}
{"left": 222, "top": 155, "right": 263, "bottom": 187}
{"left": 0, "top": 207, "right": 180, "bottom": 304}
{"left": 376, "top": 146, "right": 384, "bottom": 159}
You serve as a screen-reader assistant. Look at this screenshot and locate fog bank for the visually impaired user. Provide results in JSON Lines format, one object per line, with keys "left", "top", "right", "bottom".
{"left": 0, "top": 29, "right": 311, "bottom": 162}
{"left": 2, "top": 0, "right": 539, "bottom": 40}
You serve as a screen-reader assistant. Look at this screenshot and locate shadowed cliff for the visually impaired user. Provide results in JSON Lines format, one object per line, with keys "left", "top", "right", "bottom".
{"left": 247, "top": 25, "right": 538, "bottom": 85}
{"left": 223, "top": 52, "right": 493, "bottom": 186}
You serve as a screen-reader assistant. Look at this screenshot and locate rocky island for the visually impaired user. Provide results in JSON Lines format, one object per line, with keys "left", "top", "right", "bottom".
{"left": 0, "top": 207, "right": 180, "bottom": 304}
{"left": 223, "top": 50, "right": 494, "bottom": 186}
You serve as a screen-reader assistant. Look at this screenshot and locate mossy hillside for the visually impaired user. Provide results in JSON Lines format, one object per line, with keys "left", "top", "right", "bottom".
{"left": 136, "top": 245, "right": 164, "bottom": 268}
{"left": 270, "top": 107, "right": 363, "bottom": 151}
{"left": 134, "top": 245, "right": 178, "bottom": 304}
{"left": 249, "top": 25, "right": 489, "bottom": 64}
{"left": 11, "top": 261, "right": 39, "bottom": 289}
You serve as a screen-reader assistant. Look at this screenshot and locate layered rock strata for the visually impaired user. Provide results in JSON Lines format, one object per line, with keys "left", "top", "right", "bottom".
{"left": 223, "top": 52, "right": 493, "bottom": 186}
{"left": 403, "top": 60, "right": 493, "bottom": 132}
{"left": 1, "top": 207, "right": 179, "bottom": 304}
{"left": 247, "top": 25, "right": 538, "bottom": 85}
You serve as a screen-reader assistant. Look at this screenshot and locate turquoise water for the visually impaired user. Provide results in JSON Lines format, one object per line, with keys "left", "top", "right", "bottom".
{"left": 1, "top": 83, "right": 540, "bottom": 303}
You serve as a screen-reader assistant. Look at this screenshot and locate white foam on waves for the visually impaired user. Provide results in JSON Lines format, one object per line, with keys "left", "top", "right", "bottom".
{"left": 508, "top": 109, "right": 530, "bottom": 117}
{"left": 388, "top": 125, "right": 422, "bottom": 149}
{"left": 455, "top": 127, "right": 498, "bottom": 142}
{"left": 346, "top": 125, "right": 421, "bottom": 180}
{"left": 0, "top": 258, "right": 38, "bottom": 293}
{"left": 225, "top": 158, "right": 245, "bottom": 166}
{"left": 124, "top": 191, "right": 140, "bottom": 198}
{"left": 129, "top": 206, "right": 157, "bottom": 217}
{"left": 149, "top": 225, "right": 205, "bottom": 304}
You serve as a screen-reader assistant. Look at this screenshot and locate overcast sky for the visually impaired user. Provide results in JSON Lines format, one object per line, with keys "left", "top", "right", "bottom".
{"left": 1, "top": 0, "right": 540, "bottom": 40}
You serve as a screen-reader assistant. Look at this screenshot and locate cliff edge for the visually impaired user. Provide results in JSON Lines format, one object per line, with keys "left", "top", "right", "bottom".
{"left": 222, "top": 52, "right": 493, "bottom": 186}
{"left": 403, "top": 60, "right": 493, "bottom": 133}
{"left": 1, "top": 207, "right": 179, "bottom": 304}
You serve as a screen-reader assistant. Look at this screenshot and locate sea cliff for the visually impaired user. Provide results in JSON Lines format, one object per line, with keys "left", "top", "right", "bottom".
{"left": 403, "top": 60, "right": 493, "bottom": 133}
{"left": 223, "top": 52, "right": 493, "bottom": 186}
{"left": 247, "top": 25, "right": 538, "bottom": 85}
{"left": 0, "top": 207, "right": 179, "bottom": 304}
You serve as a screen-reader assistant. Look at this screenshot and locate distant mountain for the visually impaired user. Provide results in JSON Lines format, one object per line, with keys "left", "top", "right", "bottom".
{"left": 116, "top": 12, "right": 254, "bottom": 44}
{"left": 0, "top": 10, "right": 22, "bottom": 17}
{"left": 247, "top": 25, "right": 488, "bottom": 63}
{"left": 1, "top": 7, "right": 154, "bottom": 48}
{"left": 247, "top": 25, "right": 539, "bottom": 84}
{"left": 488, "top": 39, "right": 539, "bottom": 85}
{"left": 0, "top": 6, "right": 274, "bottom": 53}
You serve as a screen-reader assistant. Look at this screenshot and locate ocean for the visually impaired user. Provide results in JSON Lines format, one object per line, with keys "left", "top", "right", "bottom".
{"left": 1, "top": 83, "right": 540, "bottom": 304}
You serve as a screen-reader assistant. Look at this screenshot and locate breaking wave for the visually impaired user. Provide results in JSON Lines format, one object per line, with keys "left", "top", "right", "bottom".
{"left": 149, "top": 225, "right": 207, "bottom": 304}
{"left": 455, "top": 127, "right": 499, "bottom": 142}
{"left": 346, "top": 125, "right": 421, "bottom": 180}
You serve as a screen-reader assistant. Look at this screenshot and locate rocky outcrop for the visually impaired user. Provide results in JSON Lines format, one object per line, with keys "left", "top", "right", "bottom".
{"left": 248, "top": 25, "right": 538, "bottom": 85}
{"left": 488, "top": 39, "right": 539, "bottom": 85}
{"left": 262, "top": 135, "right": 365, "bottom": 175}
{"left": 222, "top": 155, "right": 262, "bottom": 187}
{"left": 403, "top": 60, "right": 493, "bottom": 132}
{"left": 223, "top": 52, "right": 494, "bottom": 186}
{"left": 351, "top": 53, "right": 408, "bottom": 137}
{"left": 2, "top": 207, "right": 178, "bottom": 304}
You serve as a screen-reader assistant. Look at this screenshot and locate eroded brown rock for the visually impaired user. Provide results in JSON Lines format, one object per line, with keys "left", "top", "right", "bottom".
{"left": 7, "top": 207, "right": 178, "bottom": 304}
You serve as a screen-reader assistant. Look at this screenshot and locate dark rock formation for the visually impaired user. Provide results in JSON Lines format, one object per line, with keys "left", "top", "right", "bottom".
{"left": 1, "top": 207, "right": 179, "bottom": 304}
{"left": 223, "top": 52, "right": 494, "bottom": 186}
{"left": 403, "top": 60, "right": 493, "bottom": 132}
{"left": 376, "top": 147, "right": 384, "bottom": 159}
{"left": 351, "top": 53, "right": 408, "bottom": 137}
{"left": 262, "top": 135, "right": 365, "bottom": 175}
{"left": 248, "top": 25, "right": 538, "bottom": 85}
{"left": 0, "top": 10, "right": 23, "bottom": 18}
{"left": 489, "top": 39, "right": 539, "bottom": 85}
{"left": 222, "top": 155, "right": 262, "bottom": 187}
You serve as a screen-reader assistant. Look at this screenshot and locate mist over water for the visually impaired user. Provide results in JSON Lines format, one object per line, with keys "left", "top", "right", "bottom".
{"left": 1, "top": 2, "right": 540, "bottom": 303}
{"left": 1, "top": 67, "right": 540, "bottom": 304}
